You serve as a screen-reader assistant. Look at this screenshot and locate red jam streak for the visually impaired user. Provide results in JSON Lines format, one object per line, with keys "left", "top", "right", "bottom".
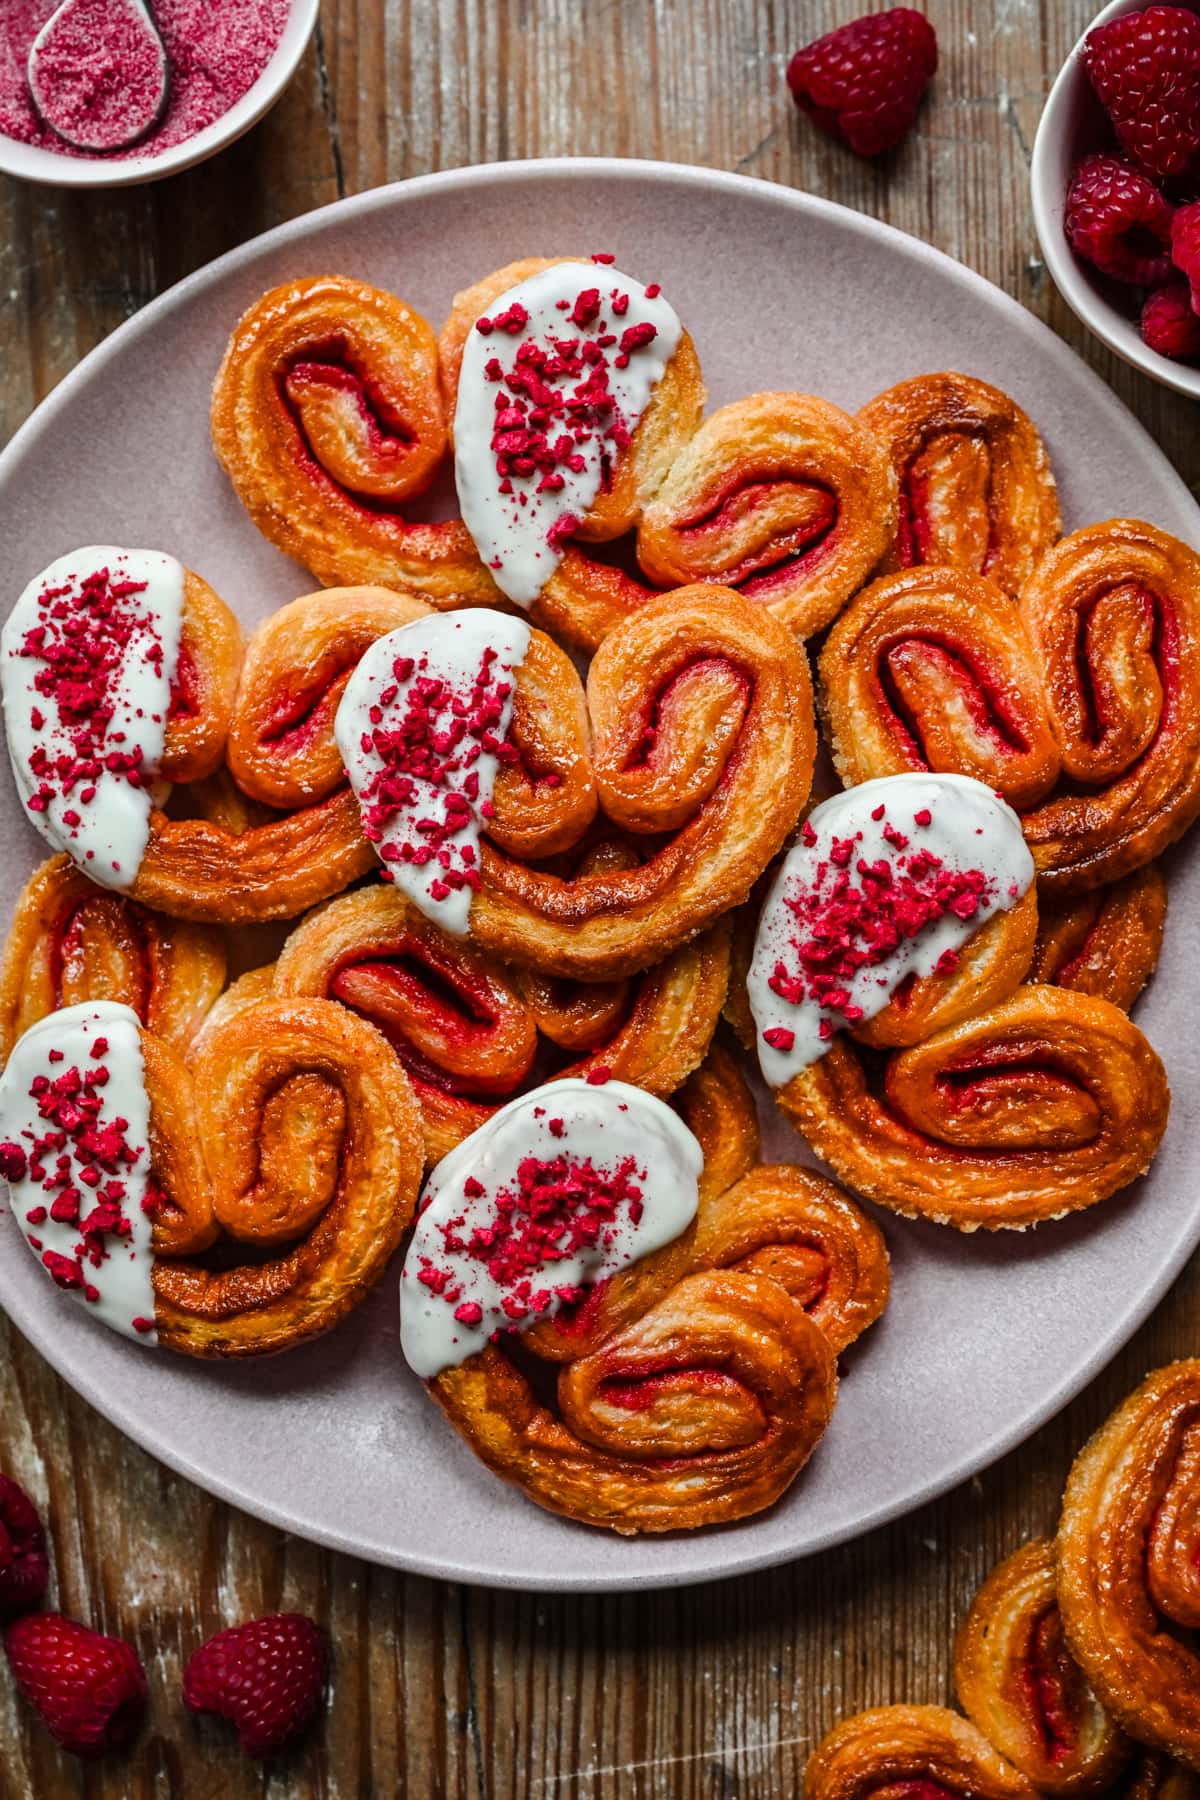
{"left": 1022, "top": 1608, "right": 1080, "bottom": 1764}
{"left": 878, "top": 638, "right": 1033, "bottom": 766}
{"left": 677, "top": 475, "right": 839, "bottom": 599}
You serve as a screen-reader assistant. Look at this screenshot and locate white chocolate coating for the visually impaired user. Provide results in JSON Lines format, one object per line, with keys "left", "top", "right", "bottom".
{"left": 1, "top": 546, "right": 184, "bottom": 889}
{"left": 335, "top": 609, "right": 531, "bottom": 935}
{"left": 0, "top": 1002, "right": 157, "bottom": 1344}
{"left": 399, "top": 1078, "right": 702, "bottom": 1379}
{"left": 454, "top": 261, "right": 681, "bottom": 606}
{"left": 749, "top": 773, "right": 1034, "bottom": 1086}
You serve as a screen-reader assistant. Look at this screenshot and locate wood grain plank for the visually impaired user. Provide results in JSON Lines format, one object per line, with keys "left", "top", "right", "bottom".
{"left": 1, "top": 1, "right": 1198, "bottom": 1794}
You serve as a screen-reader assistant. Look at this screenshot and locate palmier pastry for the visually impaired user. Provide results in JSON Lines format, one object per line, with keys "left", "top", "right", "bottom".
{"left": 0, "top": 856, "right": 225, "bottom": 1064}
{"left": 777, "top": 985, "right": 1168, "bottom": 1231}
{"left": 0, "top": 548, "right": 377, "bottom": 925}
{"left": 1057, "top": 1360, "right": 1200, "bottom": 1769}
{"left": 804, "top": 1706, "right": 1039, "bottom": 1800}
{"left": 857, "top": 372, "right": 1060, "bottom": 596}
{"left": 1029, "top": 865, "right": 1167, "bottom": 1012}
{"left": 2, "top": 546, "right": 242, "bottom": 885}
{"left": 0, "top": 997, "right": 423, "bottom": 1355}
{"left": 520, "top": 1048, "right": 890, "bottom": 1366}
{"left": 405, "top": 1052, "right": 853, "bottom": 1533}
{"left": 330, "top": 584, "right": 814, "bottom": 978}
{"left": 745, "top": 773, "right": 1038, "bottom": 1070}
{"left": 442, "top": 256, "right": 703, "bottom": 649}
{"left": 271, "top": 878, "right": 729, "bottom": 1164}
{"left": 210, "top": 274, "right": 497, "bottom": 611}
{"left": 637, "top": 392, "right": 897, "bottom": 638}
{"left": 819, "top": 566, "right": 1061, "bottom": 811}
{"left": 1017, "top": 522, "right": 1200, "bottom": 892}
{"left": 953, "top": 1539, "right": 1133, "bottom": 1795}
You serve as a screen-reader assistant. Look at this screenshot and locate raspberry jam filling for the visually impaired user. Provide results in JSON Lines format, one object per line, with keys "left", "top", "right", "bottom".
{"left": 331, "top": 950, "right": 538, "bottom": 1099}
{"left": 1023, "top": 1607, "right": 1082, "bottom": 1764}
{"left": 453, "top": 260, "right": 682, "bottom": 608}
{"left": 879, "top": 638, "right": 1033, "bottom": 762}
{"left": 748, "top": 773, "right": 1034, "bottom": 1085}
{"left": 51, "top": 893, "right": 153, "bottom": 1019}
{"left": 282, "top": 356, "right": 418, "bottom": 501}
{"left": 399, "top": 1078, "right": 702, "bottom": 1379}
{"left": 334, "top": 609, "right": 531, "bottom": 935}
{"left": 0, "top": 1001, "right": 157, "bottom": 1343}
{"left": 895, "top": 432, "right": 999, "bottom": 576}
{"left": 677, "top": 476, "right": 839, "bottom": 598}
{"left": 1, "top": 547, "right": 185, "bottom": 889}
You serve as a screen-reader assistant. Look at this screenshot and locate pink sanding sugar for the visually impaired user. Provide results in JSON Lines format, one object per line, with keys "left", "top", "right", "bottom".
{"left": 0, "top": 0, "right": 291, "bottom": 161}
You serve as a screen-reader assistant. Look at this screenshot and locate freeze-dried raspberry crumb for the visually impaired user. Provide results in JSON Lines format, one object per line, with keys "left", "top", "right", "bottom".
{"left": 1064, "top": 153, "right": 1175, "bottom": 286}
{"left": 787, "top": 8, "right": 938, "bottom": 158}
{"left": 1083, "top": 5, "right": 1200, "bottom": 181}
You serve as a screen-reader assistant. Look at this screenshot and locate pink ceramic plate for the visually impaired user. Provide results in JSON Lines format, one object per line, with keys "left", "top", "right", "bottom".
{"left": 1, "top": 161, "right": 1198, "bottom": 1592}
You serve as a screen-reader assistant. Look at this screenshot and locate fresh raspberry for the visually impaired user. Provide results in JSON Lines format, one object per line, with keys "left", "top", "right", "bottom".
{"left": 0, "top": 1475, "right": 49, "bottom": 1618}
{"left": 787, "top": 8, "right": 938, "bottom": 157}
{"left": 1142, "top": 282, "right": 1200, "bottom": 356}
{"left": 1064, "top": 153, "right": 1176, "bottom": 285}
{"left": 1171, "top": 197, "right": 1200, "bottom": 305}
{"left": 183, "top": 1613, "right": 326, "bottom": 1757}
{"left": 1082, "top": 5, "right": 1200, "bottom": 181}
{"left": 4, "top": 1613, "right": 146, "bottom": 1758}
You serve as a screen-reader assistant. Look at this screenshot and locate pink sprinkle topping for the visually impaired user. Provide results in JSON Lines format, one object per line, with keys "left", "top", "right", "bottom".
{"left": 350, "top": 638, "right": 519, "bottom": 906}
{"left": 418, "top": 1152, "right": 647, "bottom": 1334}
{"left": 0, "top": 0, "right": 290, "bottom": 163}
{"left": 10, "top": 562, "right": 164, "bottom": 842}
{"left": 473, "top": 275, "right": 662, "bottom": 555}
{"left": 762, "top": 798, "right": 996, "bottom": 1044}
{"left": 6, "top": 1033, "right": 146, "bottom": 1300}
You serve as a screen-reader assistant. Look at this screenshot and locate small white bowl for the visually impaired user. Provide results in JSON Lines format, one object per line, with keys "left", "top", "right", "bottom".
{"left": 1031, "top": 0, "right": 1200, "bottom": 399}
{"left": 0, "top": 0, "right": 318, "bottom": 189}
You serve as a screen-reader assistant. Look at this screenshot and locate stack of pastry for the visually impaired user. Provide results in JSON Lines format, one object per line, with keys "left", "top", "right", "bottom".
{"left": 806, "top": 1361, "right": 1200, "bottom": 1796}
{"left": 0, "top": 253, "right": 1193, "bottom": 1533}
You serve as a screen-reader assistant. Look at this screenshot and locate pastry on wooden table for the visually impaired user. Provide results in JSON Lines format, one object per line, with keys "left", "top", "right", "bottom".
{"left": 1058, "top": 1361, "right": 1200, "bottom": 1769}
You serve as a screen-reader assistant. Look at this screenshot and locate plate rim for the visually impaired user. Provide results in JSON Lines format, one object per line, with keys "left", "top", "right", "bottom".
{"left": 1, "top": 156, "right": 1197, "bottom": 1592}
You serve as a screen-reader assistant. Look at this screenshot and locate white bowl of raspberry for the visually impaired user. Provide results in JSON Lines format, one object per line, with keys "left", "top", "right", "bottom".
{"left": 1031, "top": 0, "right": 1200, "bottom": 398}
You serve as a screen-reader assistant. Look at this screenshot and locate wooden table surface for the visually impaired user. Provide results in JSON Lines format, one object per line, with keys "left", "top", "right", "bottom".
{"left": 1, "top": 2, "right": 1198, "bottom": 1795}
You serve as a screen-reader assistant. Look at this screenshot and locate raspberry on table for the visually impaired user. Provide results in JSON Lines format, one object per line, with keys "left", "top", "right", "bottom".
{"left": 1142, "top": 281, "right": 1200, "bottom": 356}
{"left": 1064, "top": 152, "right": 1176, "bottom": 286}
{"left": 1082, "top": 4, "right": 1200, "bottom": 181}
{"left": 183, "top": 1612, "right": 327, "bottom": 1757}
{"left": 1171, "top": 197, "right": 1200, "bottom": 305}
{"left": 787, "top": 8, "right": 938, "bottom": 158}
{"left": 4, "top": 1613, "right": 146, "bottom": 1758}
{"left": 0, "top": 1475, "right": 49, "bottom": 1619}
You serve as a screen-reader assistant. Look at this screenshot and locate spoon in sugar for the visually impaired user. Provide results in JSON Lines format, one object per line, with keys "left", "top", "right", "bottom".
{"left": 27, "top": 0, "right": 169, "bottom": 154}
